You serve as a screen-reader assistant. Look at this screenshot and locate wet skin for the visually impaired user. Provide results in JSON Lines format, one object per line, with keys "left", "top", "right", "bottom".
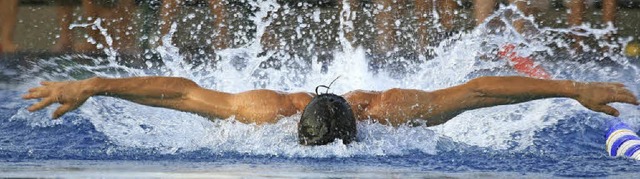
{"left": 23, "top": 76, "right": 639, "bottom": 126}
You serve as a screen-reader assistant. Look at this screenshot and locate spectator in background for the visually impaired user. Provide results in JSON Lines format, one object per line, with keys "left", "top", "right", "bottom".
{"left": 473, "top": 0, "right": 617, "bottom": 51}
{"left": 362, "top": 0, "right": 458, "bottom": 54}
{"left": 78, "top": 0, "right": 138, "bottom": 53}
{"left": 52, "top": 0, "right": 138, "bottom": 53}
{"left": 0, "top": 0, "right": 19, "bottom": 53}
{"left": 567, "top": 0, "right": 617, "bottom": 51}
{"left": 52, "top": 0, "right": 78, "bottom": 52}
{"left": 474, "top": 0, "right": 550, "bottom": 29}
{"left": 567, "top": 0, "right": 617, "bottom": 28}
{"left": 159, "top": 0, "right": 229, "bottom": 50}
{"left": 414, "top": 0, "right": 458, "bottom": 52}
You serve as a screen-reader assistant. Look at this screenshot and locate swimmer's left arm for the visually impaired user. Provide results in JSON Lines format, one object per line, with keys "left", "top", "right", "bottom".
{"left": 428, "top": 76, "right": 639, "bottom": 125}
{"left": 358, "top": 76, "right": 639, "bottom": 126}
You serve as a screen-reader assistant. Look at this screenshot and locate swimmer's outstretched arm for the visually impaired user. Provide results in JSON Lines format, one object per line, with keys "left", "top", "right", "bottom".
{"left": 347, "top": 76, "right": 639, "bottom": 126}
{"left": 22, "top": 76, "right": 639, "bottom": 126}
{"left": 22, "top": 76, "right": 313, "bottom": 123}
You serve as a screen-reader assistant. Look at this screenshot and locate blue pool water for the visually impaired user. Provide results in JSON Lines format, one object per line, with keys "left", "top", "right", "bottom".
{"left": 3, "top": 54, "right": 640, "bottom": 177}
{"left": 2, "top": 86, "right": 640, "bottom": 177}
{"left": 2, "top": 5, "right": 640, "bottom": 178}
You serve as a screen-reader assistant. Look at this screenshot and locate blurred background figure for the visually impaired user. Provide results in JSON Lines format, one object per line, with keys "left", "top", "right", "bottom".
{"left": 474, "top": 0, "right": 550, "bottom": 30}
{"left": 414, "top": 0, "right": 458, "bottom": 51}
{"left": 473, "top": 0, "right": 618, "bottom": 51}
{"left": 160, "top": 0, "right": 228, "bottom": 50}
{"left": 52, "top": 0, "right": 138, "bottom": 53}
{"left": 52, "top": 0, "right": 77, "bottom": 52}
{"left": 567, "top": 0, "right": 617, "bottom": 51}
{"left": 567, "top": 0, "right": 617, "bottom": 28}
{"left": 371, "top": 0, "right": 458, "bottom": 54}
{"left": 78, "top": 0, "right": 138, "bottom": 53}
{"left": 2, "top": 0, "right": 637, "bottom": 57}
{"left": 0, "top": 0, "right": 19, "bottom": 53}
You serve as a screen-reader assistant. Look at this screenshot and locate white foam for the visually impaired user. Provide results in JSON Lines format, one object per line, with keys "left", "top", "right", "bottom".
{"left": 7, "top": 3, "right": 640, "bottom": 157}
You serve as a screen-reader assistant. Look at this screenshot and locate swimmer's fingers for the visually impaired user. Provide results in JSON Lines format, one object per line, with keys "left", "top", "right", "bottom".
{"left": 52, "top": 104, "right": 76, "bottom": 119}
{"left": 40, "top": 81, "right": 55, "bottom": 86}
{"left": 22, "top": 87, "right": 49, "bottom": 99}
{"left": 594, "top": 105, "right": 620, "bottom": 117}
{"left": 611, "top": 82, "right": 625, "bottom": 88}
{"left": 610, "top": 87, "right": 639, "bottom": 105}
{"left": 612, "top": 93, "right": 639, "bottom": 105}
{"left": 27, "top": 97, "right": 55, "bottom": 112}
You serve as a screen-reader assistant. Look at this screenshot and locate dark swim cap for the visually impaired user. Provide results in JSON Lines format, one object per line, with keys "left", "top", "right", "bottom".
{"left": 298, "top": 93, "right": 357, "bottom": 145}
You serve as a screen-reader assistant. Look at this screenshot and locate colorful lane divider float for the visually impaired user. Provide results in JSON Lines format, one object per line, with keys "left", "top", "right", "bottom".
{"left": 607, "top": 118, "right": 640, "bottom": 160}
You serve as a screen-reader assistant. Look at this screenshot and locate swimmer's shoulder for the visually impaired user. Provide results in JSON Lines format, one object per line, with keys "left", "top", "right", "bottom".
{"left": 286, "top": 92, "right": 314, "bottom": 111}
{"left": 342, "top": 90, "right": 381, "bottom": 96}
{"left": 342, "top": 90, "right": 382, "bottom": 106}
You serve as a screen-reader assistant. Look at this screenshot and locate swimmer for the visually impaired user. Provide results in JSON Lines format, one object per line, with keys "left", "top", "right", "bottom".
{"left": 22, "top": 76, "right": 639, "bottom": 145}
{"left": 0, "top": 0, "right": 19, "bottom": 53}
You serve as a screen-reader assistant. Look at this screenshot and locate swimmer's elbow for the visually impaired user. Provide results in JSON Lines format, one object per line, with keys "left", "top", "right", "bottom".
{"left": 175, "top": 77, "right": 200, "bottom": 89}
{"left": 176, "top": 77, "right": 202, "bottom": 97}
{"left": 464, "top": 77, "right": 490, "bottom": 97}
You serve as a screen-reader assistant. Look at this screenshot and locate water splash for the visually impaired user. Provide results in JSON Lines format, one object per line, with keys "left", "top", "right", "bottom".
{"left": 4, "top": 4, "right": 640, "bottom": 158}
{"left": 69, "top": 18, "right": 118, "bottom": 61}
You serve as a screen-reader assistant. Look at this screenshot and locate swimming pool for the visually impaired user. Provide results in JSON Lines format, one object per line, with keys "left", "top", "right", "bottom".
{"left": 2, "top": 6, "right": 640, "bottom": 178}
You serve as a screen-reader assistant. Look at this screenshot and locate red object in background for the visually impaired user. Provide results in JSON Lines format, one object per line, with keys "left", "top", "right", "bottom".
{"left": 497, "top": 44, "right": 551, "bottom": 79}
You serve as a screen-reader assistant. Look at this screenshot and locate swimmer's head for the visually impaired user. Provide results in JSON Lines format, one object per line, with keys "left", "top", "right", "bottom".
{"left": 298, "top": 93, "right": 357, "bottom": 146}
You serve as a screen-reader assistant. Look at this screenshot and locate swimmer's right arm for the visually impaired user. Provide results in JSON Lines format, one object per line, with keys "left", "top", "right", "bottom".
{"left": 22, "top": 77, "right": 226, "bottom": 119}
{"left": 22, "top": 77, "right": 310, "bottom": 122}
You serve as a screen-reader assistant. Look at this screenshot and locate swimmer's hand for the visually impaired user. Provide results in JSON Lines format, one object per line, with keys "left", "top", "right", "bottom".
{"left": 22, "top": 80, "right": 93, "bottom": 119}
{"left": 574, "top": 82, "right": 639, "bottom": 116}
